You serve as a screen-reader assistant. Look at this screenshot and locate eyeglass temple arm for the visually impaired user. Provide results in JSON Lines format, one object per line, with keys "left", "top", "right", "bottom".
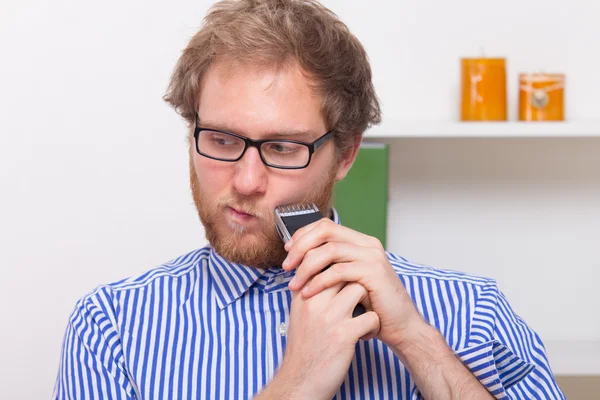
{"left": 313, "top": 131, "right": 333, "bottom": 151}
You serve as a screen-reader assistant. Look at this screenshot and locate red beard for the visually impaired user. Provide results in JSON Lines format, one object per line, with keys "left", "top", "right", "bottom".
{"left": 189, "top": 154, "right": 337, "bottom": 268}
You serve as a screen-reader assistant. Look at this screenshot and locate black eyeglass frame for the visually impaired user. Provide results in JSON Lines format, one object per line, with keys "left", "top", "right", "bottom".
{"left": 193, "top": 116, "right": 334, "bottom": 170}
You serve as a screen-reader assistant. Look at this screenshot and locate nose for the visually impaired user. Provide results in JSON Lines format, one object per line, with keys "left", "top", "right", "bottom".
{"left": 232, "top": 146, "right": 268, "bottom": 196}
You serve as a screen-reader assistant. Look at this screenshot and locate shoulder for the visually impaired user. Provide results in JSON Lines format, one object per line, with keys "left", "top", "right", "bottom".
{"left": 385, "top": 251, "right": 498, "bottom": 289}
{"left": 72, "top": 246, "right": 211, "bottom": 311}
{"left": 385, "top": 252, "right": 508, "bottom": 349}
{"left": 105, "top": 246, "right": 211, "bottom": 291}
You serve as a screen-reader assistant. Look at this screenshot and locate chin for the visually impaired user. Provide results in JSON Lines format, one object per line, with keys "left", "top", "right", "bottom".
{"left": 209, "top": 224, "right": 287, "bottom": 269}
{"left": 226, "top": 220, "right": 250, "bottom": 235}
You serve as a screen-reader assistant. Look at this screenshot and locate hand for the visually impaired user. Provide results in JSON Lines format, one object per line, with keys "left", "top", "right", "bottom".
{"left": 282, "top": 218, "right": 428, "bottom": 351}
{"left": 274, "top": 281, "right": 379, "bottom": 400}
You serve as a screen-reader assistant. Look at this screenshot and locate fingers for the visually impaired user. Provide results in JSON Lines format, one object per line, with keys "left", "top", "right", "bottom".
{"left": 291, "top": 280, "right": 346, "bottom": 312}
{"left": 286, "top": 218, "right": 381, "bottom": 252}
{"left": 283, "top": 219, "right": 382, "bottom": 271}
{"left": 288, "top": 242, "right": 365, "bottom": 291}
{"left": 300, "top": 261, "right": 364, "bottom": 298}
{"left": 347, "top": 310, "right": 380, "bottom": 341}
{"left": 330, "top": 282, "right": 371, "bottom": 318}
{"left": 284, "top": 218, "right": 323, "bottom": 249}
{"left": 288, "top": 242, "right": 382, "bottom": 294}
{"left": 291, "top": 281, "right": 378, "bottom": 344}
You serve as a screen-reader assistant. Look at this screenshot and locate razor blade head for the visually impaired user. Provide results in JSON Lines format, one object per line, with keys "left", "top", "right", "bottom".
{"left": 274, "top": 203, "right": 323, "bottom": 243}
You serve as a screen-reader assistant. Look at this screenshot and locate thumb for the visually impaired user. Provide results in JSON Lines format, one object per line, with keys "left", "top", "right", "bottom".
{"left": 347, "top": 310, "right": 380, "bottom": 342}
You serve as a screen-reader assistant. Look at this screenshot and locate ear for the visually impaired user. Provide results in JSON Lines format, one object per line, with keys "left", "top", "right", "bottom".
{"left": 334, "top": 135, "right": 362, "bottom": 182}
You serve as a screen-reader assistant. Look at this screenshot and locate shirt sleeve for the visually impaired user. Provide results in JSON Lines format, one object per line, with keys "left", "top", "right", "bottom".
{"left": 53, "top": 287, "right": 137, "bottom": 399}
{"left": 455, "top": 281, "right": 566, "bottom": 399}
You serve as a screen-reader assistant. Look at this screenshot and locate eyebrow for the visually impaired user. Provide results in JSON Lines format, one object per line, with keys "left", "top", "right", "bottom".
{"left": 199, "top": 120, "right": 321, "bottom": 141}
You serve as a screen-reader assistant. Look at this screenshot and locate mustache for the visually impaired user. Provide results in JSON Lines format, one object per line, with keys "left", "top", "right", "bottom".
{"left": 216, "top": 196, "right": 269, "bottom": 219}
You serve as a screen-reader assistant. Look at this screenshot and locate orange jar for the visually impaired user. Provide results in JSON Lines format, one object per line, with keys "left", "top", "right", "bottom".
{"left": 519, "top": 73, "right": 565, "bottom": 121}
{"left": 461, "top": 58, "right": 507, "bottom": 121}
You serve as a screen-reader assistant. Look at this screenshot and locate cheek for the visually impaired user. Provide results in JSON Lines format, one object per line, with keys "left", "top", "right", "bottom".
{"left": 269, "top": 151, "right": 336, "bottom": 204}
{"left": 267, "top": 173, "right": 319, "bottom": 206}
{"left": 193, "top": 156, "right": 233, "bottom": 192}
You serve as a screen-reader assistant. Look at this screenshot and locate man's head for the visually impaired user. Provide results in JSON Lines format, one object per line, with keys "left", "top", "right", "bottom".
{"left": 164, "top": 0, "right": 381, "bottom": 268}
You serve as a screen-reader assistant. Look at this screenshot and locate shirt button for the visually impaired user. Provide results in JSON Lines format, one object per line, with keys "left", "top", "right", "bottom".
{"left": 278, "top": 322, "right": 288, "bottom": 336}
{"left": 274, "top": 275, "right": 285, "bottom": 285}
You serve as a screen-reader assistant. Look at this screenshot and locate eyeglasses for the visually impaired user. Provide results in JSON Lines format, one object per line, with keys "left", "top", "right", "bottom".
{"left": 193, "top": 116, "right": 334, "bottom": 169}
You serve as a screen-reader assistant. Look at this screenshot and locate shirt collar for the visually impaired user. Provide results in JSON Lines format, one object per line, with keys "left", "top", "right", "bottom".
{"left": 208, "top": 207, "right": 341, "bottom": 309}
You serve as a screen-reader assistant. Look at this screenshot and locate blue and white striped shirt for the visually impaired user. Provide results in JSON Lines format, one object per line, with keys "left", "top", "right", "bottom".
{"left": 54, "top": 212, "right": 565, "bottom": 399}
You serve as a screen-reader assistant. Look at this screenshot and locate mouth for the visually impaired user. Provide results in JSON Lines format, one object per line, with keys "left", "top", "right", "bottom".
{"left": 227, "top": 206, "right": 258, "bottom": 223}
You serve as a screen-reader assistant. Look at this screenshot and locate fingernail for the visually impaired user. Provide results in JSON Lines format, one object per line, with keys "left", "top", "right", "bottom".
{"left": 285, "top": 240, "right": 293, "bottom": 250}
{"left": 289, "top": 276, "right": 297, "bottom": 288}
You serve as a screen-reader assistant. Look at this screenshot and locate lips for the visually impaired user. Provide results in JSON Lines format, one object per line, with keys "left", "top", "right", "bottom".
{"left": 230, "top": 207, "right": 253, "bottom": 217}
{"left": 227, "top": 206, "right": 259, "bottom": 224}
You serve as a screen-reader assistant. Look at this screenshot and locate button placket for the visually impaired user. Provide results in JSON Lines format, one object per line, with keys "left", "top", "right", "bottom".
{"left": 278, "top": 322, "right": 288, "bottom": 336}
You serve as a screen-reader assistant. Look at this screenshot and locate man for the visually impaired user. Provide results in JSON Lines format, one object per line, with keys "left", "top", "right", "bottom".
{"left": 54, "top": 0, "right": 565, "bottom": 399}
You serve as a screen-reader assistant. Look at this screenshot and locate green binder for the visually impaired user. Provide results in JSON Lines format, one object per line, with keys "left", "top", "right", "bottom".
{"left": 333, "top": 143, "right": 389, "bottom": 248}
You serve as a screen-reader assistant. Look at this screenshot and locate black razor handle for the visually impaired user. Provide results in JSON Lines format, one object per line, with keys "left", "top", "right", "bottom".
{"left": 275, "top": 205, "right": 366, "bottom": 318}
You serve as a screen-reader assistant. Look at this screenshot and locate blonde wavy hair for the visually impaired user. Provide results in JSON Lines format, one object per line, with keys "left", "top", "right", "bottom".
{"left": 163, "top": 0, "right": 381, "bottom": 156}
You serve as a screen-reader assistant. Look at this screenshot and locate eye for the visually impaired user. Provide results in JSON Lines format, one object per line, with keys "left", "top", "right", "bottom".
{"left": 266, "top": 142, "right": 299, "bottom": 153}
{"left": 210, "top": 133, "right": 237, "bottom": 146}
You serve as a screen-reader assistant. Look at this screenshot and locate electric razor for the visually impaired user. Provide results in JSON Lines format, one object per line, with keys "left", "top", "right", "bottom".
{"left": 274, "top": 203, "right": 366, "bottom": 318}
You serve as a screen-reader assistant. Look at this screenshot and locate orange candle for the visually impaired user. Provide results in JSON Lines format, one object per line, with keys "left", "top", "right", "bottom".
{"left": 519, "top": 73, "right": 565, "bottom": 121}
{"left": 461, "top": 58, "right": 507, "bottom": 121}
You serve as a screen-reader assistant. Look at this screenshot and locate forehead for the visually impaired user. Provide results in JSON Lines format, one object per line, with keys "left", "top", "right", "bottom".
{"left": 197, "top": 59, "right": 327, "bottom": 140}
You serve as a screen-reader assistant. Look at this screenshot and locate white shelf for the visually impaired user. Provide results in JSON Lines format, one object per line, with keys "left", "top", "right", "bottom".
{"left": 364, "top": 121, "right": 600, "bottom": 139}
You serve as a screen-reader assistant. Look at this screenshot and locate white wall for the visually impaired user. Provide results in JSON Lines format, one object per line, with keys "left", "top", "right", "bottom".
{"left": 383, "top": 137, "right": 600, "bottom": 376}
{"left": 1, "top": 0, "right": 598, "bottom": 398}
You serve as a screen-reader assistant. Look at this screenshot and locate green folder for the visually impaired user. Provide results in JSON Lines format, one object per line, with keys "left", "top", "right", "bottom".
{"left": 333, "top": 143, "right": 389, "bottom": 248}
